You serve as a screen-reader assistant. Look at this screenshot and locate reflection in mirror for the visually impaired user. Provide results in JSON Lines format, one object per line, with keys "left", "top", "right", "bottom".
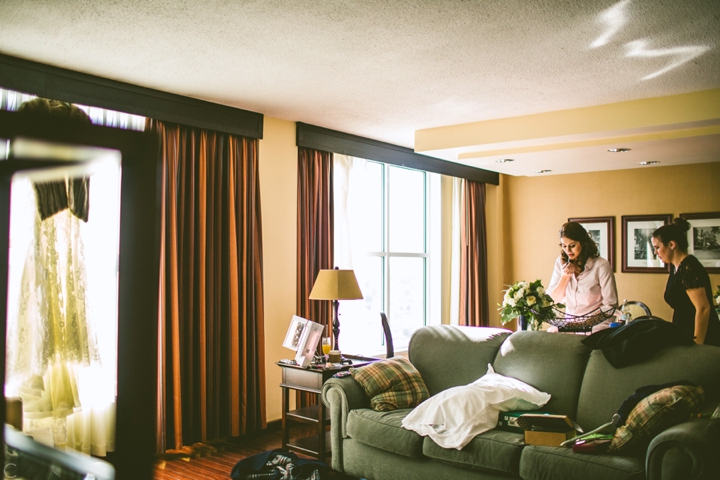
{"left": 3, "top": 138, "right": 121, "bottom": 476}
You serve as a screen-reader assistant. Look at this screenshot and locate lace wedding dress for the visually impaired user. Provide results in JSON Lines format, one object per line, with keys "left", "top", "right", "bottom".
{"left": 6, "top": 182, "right": 101, "bottom": 446}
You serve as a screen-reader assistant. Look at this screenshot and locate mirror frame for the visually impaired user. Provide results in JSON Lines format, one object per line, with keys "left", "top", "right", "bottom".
{"left": 0, "top": 110, "right": 161, "bottom": 479}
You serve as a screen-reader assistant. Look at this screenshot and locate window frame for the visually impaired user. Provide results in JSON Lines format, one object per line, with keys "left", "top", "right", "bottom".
{"left": 362, "top": 161, "right": 435, "bottom": 352}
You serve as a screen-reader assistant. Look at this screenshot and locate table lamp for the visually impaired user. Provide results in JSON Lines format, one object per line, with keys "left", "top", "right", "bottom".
{"left": 309, "top": 267, "right": 363, "bottom": 352}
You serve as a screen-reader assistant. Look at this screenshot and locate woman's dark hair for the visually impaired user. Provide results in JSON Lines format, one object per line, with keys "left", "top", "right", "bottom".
{"left": 559, "top": 221, "right": 599, "bottom": 271}
{"left": 652, "top": 217, "right": 690, "bottom": 252}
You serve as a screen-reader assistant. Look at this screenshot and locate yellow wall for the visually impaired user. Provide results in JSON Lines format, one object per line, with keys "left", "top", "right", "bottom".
{"left": 258, "top": 116, "right": 720, "bottom": 422}
{"left": 258, "top": 117, "right": 297, "bottom": 422}
{"left": 495, "top": 162, "right": 720, "bottom": 327}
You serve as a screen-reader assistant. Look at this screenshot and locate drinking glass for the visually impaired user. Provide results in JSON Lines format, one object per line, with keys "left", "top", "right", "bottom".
{"left": 322, "top": 337, "right": 332, "bottom": 355}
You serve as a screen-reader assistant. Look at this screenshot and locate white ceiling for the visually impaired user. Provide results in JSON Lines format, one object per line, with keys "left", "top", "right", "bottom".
{"left": 1, "top": 0, "right": 719, "bottom": 176}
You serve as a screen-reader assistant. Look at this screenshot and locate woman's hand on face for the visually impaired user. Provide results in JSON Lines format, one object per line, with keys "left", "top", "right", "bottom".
{"left": 562, "top": 262, "right": 578, "bottom": 277}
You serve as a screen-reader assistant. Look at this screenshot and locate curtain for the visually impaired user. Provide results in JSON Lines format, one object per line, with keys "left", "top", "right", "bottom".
{"left": 332, "top": 154, "right": 358, "bottom": 272}
{"left": 449, "top": 177, "right": 463, "bottom": 325}
{"left": 296, "top": 147, "right": 333, "bottom": 406}
{"left": 333, "top": 154, "right": 388, "bottom": 354}
{"left": 149, "top": 119, "right": 266, "bottom": 452}
{"left": 459, "top": 180, "right": 489, "bottom": 326}
{"left": 0, "top": 88, "right": 35, "bottom": 111}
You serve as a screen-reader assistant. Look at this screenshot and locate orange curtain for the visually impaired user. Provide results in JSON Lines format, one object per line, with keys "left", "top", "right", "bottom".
{"left": 459, "top": 180, "right": 489, "bottom": 326}
{"left": 296, "top": 147, "right": 333, "bottom": 406}
{"left": 149, "top": 119, "right": 266, "bottom": 452}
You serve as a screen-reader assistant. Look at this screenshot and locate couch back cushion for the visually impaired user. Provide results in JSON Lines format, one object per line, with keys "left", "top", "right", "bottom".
{"left": 408, "top": 325, "right": 511, "bottom": 396}
{"left": 576, "top": 344, "right": 720, "bottom": 430}
{"left": 491, "top": 331, "right": 592, "bottom": 421}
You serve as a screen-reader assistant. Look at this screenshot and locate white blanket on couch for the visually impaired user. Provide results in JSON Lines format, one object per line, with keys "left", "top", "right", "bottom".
{"left": 401, "top": 365, "right": 551, "bottom": 449}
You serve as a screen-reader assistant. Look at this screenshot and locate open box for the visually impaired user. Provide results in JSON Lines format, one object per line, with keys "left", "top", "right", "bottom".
{"left": 517, "top": 414, "right": 576, "bottom": 447}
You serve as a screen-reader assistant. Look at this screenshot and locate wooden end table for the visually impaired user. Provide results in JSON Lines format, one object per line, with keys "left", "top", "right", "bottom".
{"left": 277, "top": 355, "right": 376, "bottom": 460}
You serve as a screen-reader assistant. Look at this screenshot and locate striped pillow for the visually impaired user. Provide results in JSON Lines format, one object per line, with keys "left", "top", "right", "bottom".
{"left": 350, "top": 357, "right": 429, "bottom": 412}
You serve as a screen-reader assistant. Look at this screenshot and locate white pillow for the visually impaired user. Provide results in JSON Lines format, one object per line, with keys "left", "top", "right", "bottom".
{"left": 401, "top": 364, "right": 550, "bottom": 449}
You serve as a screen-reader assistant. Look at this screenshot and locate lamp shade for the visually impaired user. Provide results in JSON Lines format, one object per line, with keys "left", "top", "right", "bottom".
{"left": 309, "top": 269, "right": 364, "bottom": 300}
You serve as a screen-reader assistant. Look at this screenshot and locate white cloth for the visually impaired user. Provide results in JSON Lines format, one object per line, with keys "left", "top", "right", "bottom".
{"left": 547, "top": 256, "right": 618, "bottom": 317}
{"left": 402, "top": 365, "right": 551, "bottom": 449}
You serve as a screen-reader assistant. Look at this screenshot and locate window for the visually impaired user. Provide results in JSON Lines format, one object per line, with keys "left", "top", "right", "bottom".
{"left": 335, "top": 156, "right": 441, "bottom": 356}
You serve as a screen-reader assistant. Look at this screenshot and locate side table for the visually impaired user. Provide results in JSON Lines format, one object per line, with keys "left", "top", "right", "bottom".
{"left": 277, "top": 355, "right": 376, "bottom": 460}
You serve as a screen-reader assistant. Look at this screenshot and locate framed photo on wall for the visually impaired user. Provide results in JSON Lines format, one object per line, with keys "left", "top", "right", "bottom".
{"left": 680, "top": 212, "right": 720, "bottom": 273}
{"left": 621, "top": 214, "right": 672, "bottom": 273}
{"left": 568, "top": 216, "right": 615, "bottom": 271}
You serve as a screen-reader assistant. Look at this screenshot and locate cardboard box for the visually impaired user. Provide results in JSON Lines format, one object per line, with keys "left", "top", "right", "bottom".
{"left": 524, "top": 429, "right": 575, "bottom": 447}
{"left": 516, "top": 414, "right": 576, "bottom": 447}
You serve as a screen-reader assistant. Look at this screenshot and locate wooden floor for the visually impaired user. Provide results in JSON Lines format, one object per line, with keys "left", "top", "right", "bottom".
{"left": 154, "top": 428, "right": 358, "bottom": 480}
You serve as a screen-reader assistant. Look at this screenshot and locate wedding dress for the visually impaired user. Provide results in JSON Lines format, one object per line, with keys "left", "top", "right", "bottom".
{"left": 5, "top": 179, "right": 100, "bottom": 446}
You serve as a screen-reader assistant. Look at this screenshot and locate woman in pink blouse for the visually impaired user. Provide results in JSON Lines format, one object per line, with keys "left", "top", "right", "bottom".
{"left": 547, "top": 222, "right": 618, "bottom": 332}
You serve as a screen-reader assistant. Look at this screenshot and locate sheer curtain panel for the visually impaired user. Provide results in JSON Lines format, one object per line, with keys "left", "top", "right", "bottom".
{"left": 149, "top": 119, "right": 266, "bottom": 452}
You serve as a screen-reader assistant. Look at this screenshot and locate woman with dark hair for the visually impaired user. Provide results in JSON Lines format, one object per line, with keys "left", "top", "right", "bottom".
{"left": 547, "top": 222, "right": 618, "bottom": 331}
{"left": 651, "top": 218, "right": 720, "bottom": 346}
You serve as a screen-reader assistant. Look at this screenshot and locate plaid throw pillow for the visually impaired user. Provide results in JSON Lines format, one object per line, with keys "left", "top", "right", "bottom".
{"left": 609, "top": 384, "right": 705, "bottom": 454}
{"left": 350, "top": 357, "right": 429, "bottom": 412}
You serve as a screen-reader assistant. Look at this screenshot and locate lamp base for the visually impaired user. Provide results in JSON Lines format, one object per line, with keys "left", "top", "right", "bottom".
{"left": 332, "top": 299, "right": 341, "bottom": 351}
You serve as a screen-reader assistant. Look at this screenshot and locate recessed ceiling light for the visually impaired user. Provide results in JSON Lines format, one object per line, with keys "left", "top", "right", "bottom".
{"left": 535, "top": 170, "right": 552, "bottom": 174}
{"left": 607, "top": 148, "right": 631, "bottom": 153}
{"left": 496, "top": 158, "right": 514, "bottom": 163}
{"left": 639, "top": 161, "right": 660, "bottom": 165}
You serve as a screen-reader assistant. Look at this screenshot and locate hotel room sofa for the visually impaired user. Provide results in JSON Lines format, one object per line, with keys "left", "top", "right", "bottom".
{"left": 321, "top": 325, "right": 720, "bottom": 480}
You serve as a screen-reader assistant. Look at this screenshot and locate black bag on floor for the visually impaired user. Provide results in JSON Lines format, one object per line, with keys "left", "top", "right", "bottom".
{"left": 230, "top": 448, "right": 329, "bottom": 480}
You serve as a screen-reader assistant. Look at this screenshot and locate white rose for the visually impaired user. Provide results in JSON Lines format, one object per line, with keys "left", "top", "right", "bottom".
{"left": 527, "top": 296, "right": 537, "bottom": 306}
{"left": 514, "top": 288, "right": 525, "bottom": 301}
{"left": 537, "top": 286, "right": 545, "bottom": 295}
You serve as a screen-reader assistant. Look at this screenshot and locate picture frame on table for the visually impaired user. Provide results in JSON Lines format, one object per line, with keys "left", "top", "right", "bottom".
{"left": 282, "top": 315, "right": 325, "bottom": 367}
{"left": 282, "top": 315, "right": 308, "bottom": 351}
{"left": 294, "top": 320, "right": 325, "bottom": 367}
{"left": 621, "top": 214, "right": 672, "bottom": 273}
{"left": 568, "top": 216, "right": 615, "bottom": 271}
{"left": 680, "top": 212, "right": 720, "bottom": 273}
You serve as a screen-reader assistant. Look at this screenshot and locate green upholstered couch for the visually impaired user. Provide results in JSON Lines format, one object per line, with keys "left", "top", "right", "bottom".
{"left": 321, "top": 325, "right": 720, "bottom": 480}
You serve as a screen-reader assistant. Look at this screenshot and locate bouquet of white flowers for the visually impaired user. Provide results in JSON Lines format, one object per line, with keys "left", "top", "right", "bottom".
{"left": 499, "top": 279, "right": 561, "bottom": 330}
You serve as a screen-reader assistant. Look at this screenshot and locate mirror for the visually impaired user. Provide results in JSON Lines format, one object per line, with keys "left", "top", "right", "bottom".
{"left": 0, "top": 111, "right": 161, "bottom": 479}
{"left": 2, "top": 137, "right": 120, "bottom": 478}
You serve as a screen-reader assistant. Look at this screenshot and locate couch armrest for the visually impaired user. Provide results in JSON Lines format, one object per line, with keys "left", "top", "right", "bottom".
{"left": 321, "top": 376, "right": 370, "bottom": 436}
{"left": 646, "top": 418, "right": 720, "bottom": 480}
{"left": 321, "top": 376, "right": 370, "bottom": 472}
